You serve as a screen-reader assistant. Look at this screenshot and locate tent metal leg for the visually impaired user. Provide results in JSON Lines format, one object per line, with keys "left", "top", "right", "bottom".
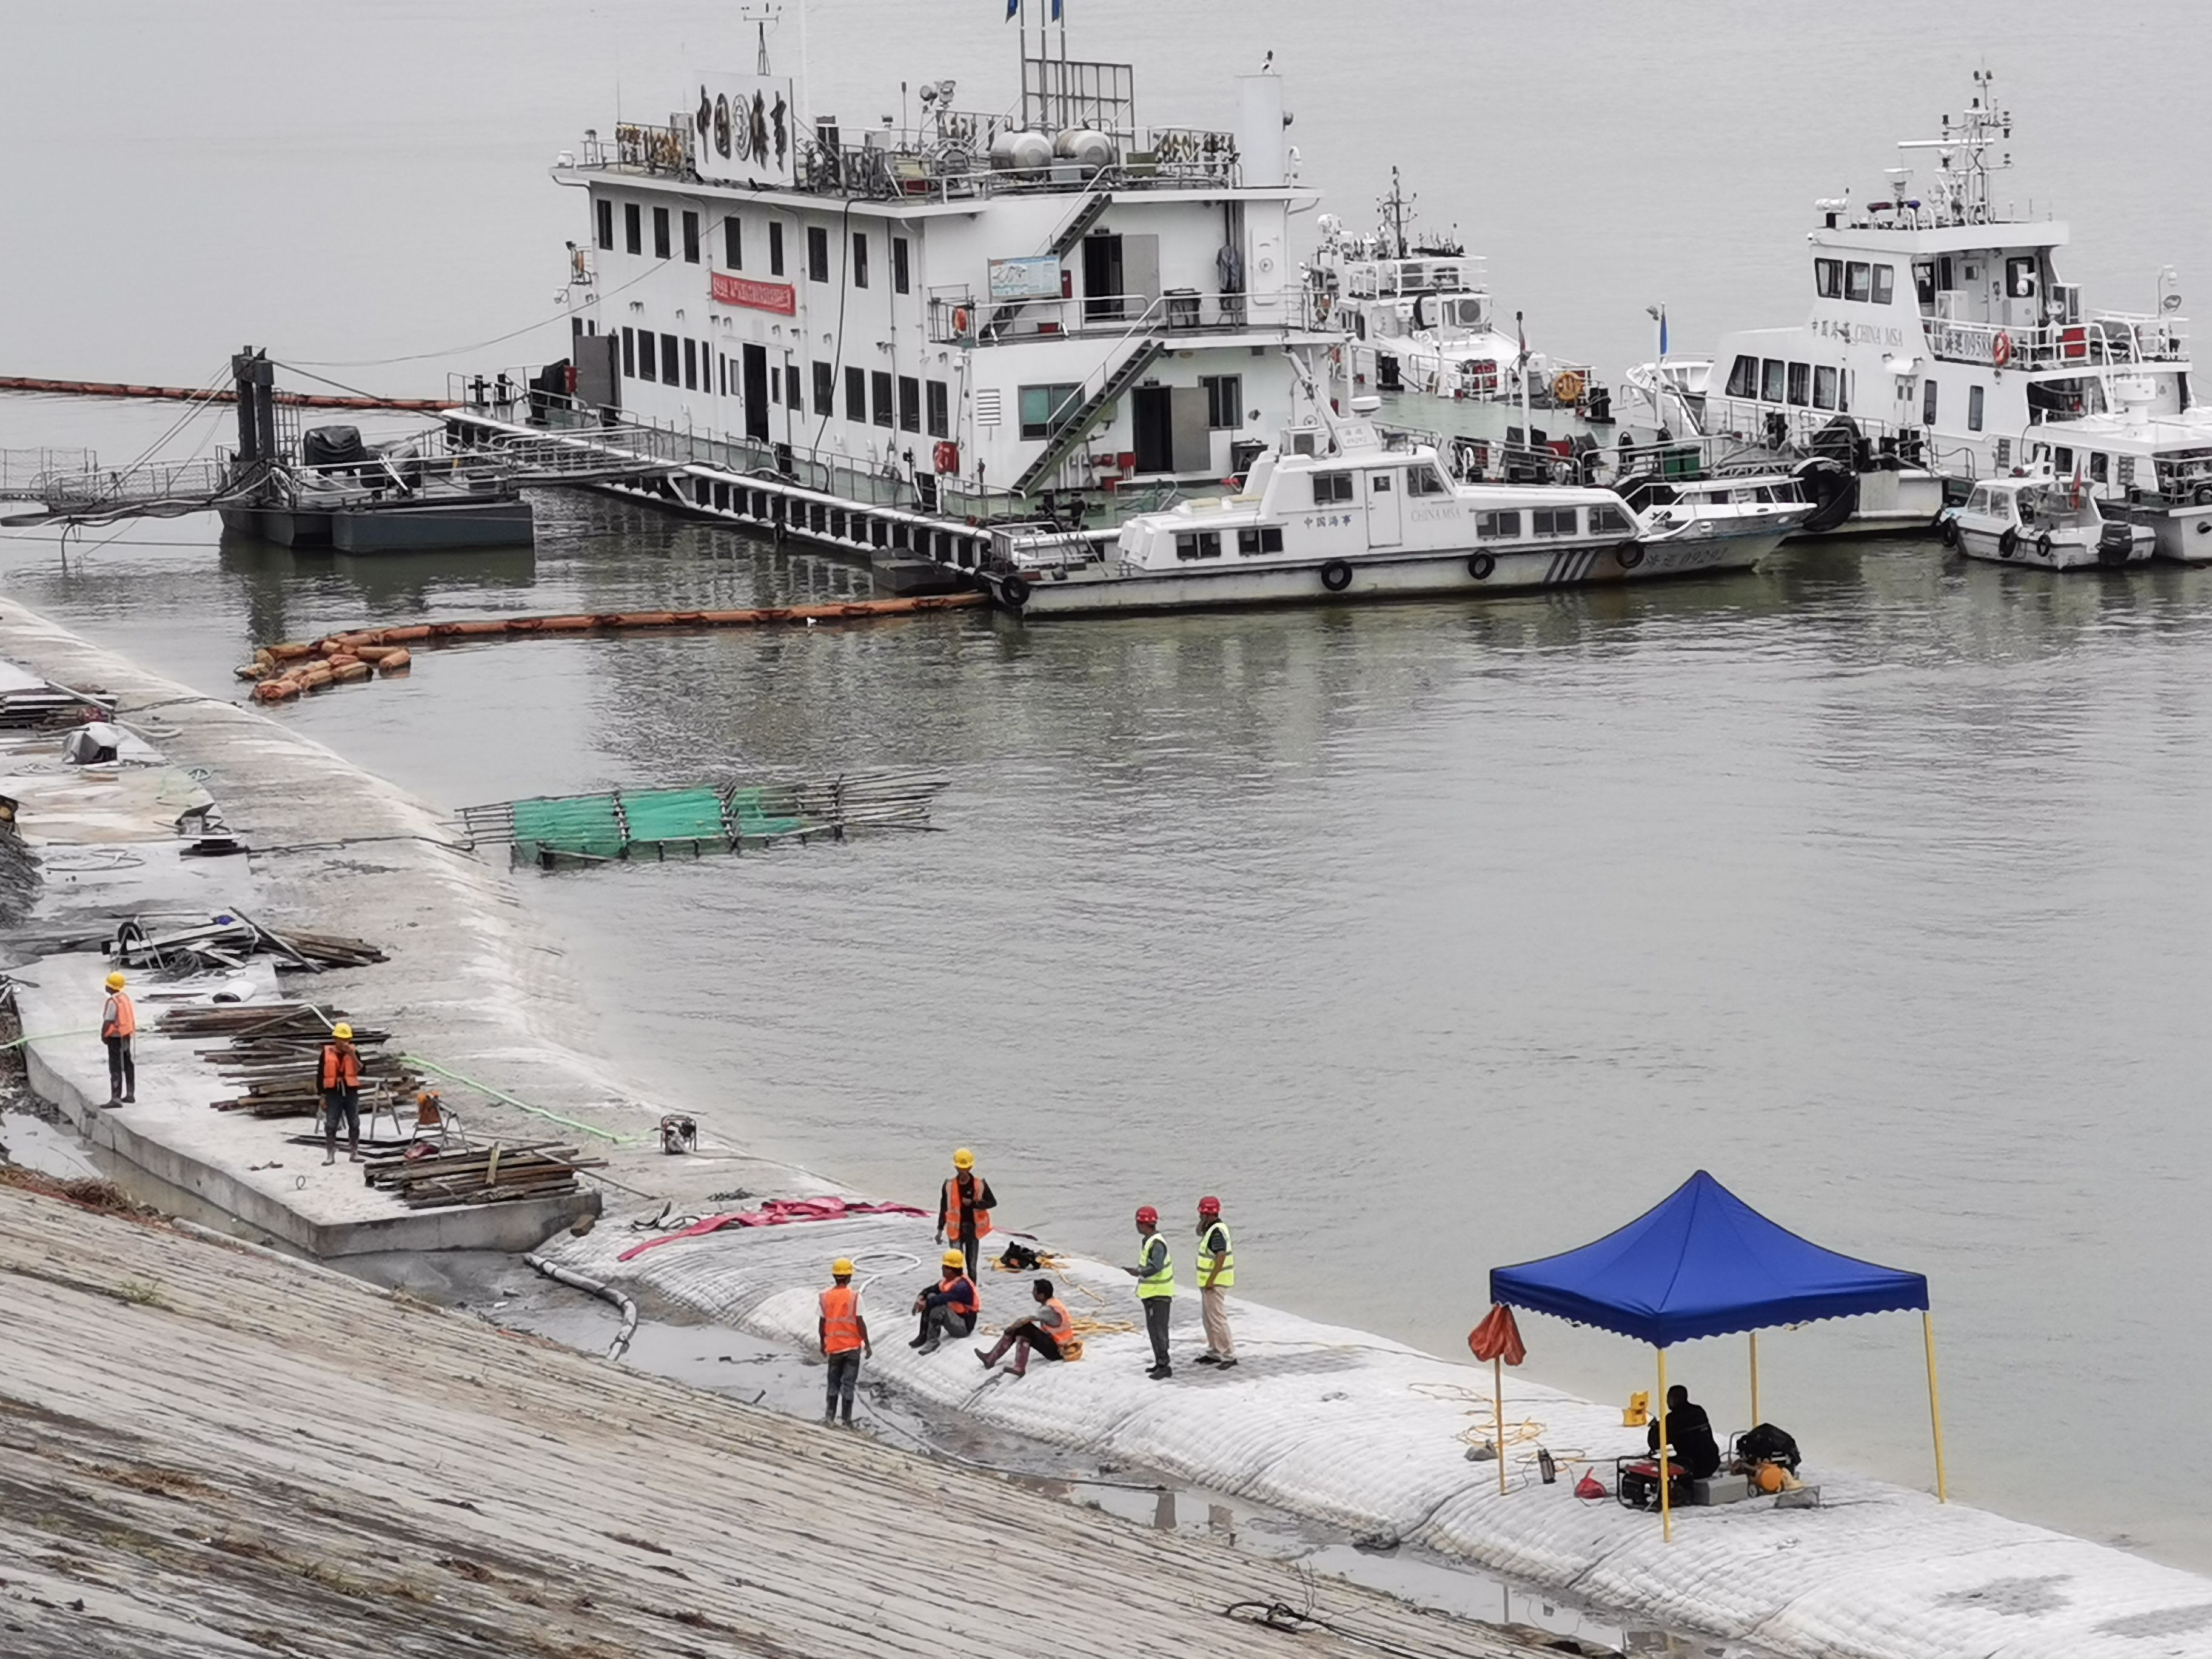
{"left": 1749, "top": 1330, "right": 1760, "bottom": 1426}
{"left": 1923, "top": 1310, "right": 1948, "bottom": 1503}
{"left": 1493, "top": 1355, "right": 1507, "bottom": 1497}
{"left": 1657, "top": 1346, "right": 1672, "bottom": 1543}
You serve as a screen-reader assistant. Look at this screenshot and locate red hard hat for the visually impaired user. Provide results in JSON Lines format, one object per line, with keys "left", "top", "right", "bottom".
{"left": 1198, "top": 1195, "right": 1221, "bottom": 1216}
{"left": 1135, "top": 1205, "right": 1158, "bottom": 1225}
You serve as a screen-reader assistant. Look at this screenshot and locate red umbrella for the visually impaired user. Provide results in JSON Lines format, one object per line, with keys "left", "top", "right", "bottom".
{"left": 1467, "top": 1304, "right": 1526, "bottom": 1495}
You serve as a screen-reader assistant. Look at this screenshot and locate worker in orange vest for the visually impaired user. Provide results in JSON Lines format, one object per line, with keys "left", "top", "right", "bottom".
{"left": 935, "top": 1147, "right": 997, "bottom": 1280}
{"left": 99, "top": 971, "right": 136, "bottom": 1107}
{"left": 319, "top": 1022, "right": 364, "bottom": 1165}
{"left": 910, "top": 1248, "right": 979, "bottom": 1355}
{"left": 818, "top": 1257, "right": 872, "bottom": 1427}
{"left": 975, "top": 1277, "right": 1074, "bottom": 1377}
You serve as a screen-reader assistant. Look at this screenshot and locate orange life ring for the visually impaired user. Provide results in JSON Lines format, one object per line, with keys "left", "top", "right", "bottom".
{"left": 951, "top": 305, "right": 971, "bottom": 335}
{"left": 1991, "top": 330, "right": 2014, "bottom": 369}
{"left": 933, "top": 440, "right": 960, "bottom": 474}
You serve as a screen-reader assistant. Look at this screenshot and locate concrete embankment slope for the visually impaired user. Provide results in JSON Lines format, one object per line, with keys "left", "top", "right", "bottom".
{"left": 0, "top": 1184, "right": 1534, "bottom": 1659}
{"left": 546, "top": 1209, "right": 2212, "bottom": 1659}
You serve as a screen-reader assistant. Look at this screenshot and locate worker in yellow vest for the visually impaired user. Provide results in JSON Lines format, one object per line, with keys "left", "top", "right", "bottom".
{"left": 99, "top": 971, "right": 136, "bottom": 1107}
{"left": 1124, "top": 1204, "right": 1175, "bottom": 1379}
{"left": 817, "top": 1258, "right": 872, "bottom": 1427}
{"left": 1195, "top": 1195, "right": 1236, "bottom": 1368}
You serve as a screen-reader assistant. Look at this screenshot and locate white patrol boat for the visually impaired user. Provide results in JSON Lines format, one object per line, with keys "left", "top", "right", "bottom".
{"left": 2022, "top": 390, "right": 2212, "bottom": 561}
{"left": 1617, "top": 472, "right": 1817, "bottom": 543}
{"left": 1939, "top": 474, "right": 2151, "bottom": 569}
{"left": 1622, "top": 72, "right": 2194, "bottom": 533}
{"left": 976, "top": 385, "right": 1789, "bottom": 616}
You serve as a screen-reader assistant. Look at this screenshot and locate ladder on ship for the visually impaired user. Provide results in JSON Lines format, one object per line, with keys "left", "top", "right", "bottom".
{"left": 1011, "top": 333, "right": 1165, "bottom": 497}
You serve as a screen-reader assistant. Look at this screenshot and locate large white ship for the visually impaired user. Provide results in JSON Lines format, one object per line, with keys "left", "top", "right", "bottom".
{"left": 1620, "top": 72, "right": 2194, "bottom": 535}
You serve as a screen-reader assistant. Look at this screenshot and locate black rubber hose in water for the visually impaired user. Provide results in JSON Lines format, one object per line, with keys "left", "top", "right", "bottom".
{"left": 525, "top": 1252, "right": 638, "bottom": 1362}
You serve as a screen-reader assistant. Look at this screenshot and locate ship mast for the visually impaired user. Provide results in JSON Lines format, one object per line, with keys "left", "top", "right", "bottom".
{"left": 1896, "top": 67, "right": 2013, "bottom": 227}
{"left": 1382, "top": 167, "right": 1412, "bottom": 260}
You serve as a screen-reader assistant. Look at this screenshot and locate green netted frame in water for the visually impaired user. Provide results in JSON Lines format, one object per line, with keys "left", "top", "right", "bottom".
{"left": 458, "top": 769, "right": 947, "bottom": 868}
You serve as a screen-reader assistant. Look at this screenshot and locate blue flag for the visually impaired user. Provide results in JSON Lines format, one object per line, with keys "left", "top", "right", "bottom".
{"left": 1658, "top": 311, "right": 1669, "bottom": 355}
{"left": 1051, "top": 0, "right": 1063, "bottom": 16}
{"left": 1006, "top": 0, "right": 1018, "bottom": 17}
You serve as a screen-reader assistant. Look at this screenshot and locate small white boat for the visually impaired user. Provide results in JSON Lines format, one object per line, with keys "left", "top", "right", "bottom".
{"left": 979, "top": 402, "right": 1789, "bottom": 617}
{"left": 2022, "top": 398, "right": 2212, "bottom": 562}
{"left": 1618, "top": 472, "right": 1817, "bottom": 542}
{"left": 1940, "top": 474, "right": 2151, "bottom": 569}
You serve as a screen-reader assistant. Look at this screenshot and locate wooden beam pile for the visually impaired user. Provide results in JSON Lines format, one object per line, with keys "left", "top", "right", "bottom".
{"left": 363, "top": 1144, "right": 599, "bottom": 1208}
{"left": 157, "top": 1004, "right": 415, "bottom": 1119}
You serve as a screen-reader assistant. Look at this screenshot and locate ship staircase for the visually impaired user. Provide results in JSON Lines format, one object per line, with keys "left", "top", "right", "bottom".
{"left": 979, "top": 182, "right": 1113, "bottom": 344}
{"left": 1011, "top": 330, "right": 1165, "bottom": 497}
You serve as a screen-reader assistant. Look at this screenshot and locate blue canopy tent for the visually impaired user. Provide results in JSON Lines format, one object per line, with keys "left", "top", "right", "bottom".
{"left": 1489, "top": 1170, "right": 1942, "bottom": 1538}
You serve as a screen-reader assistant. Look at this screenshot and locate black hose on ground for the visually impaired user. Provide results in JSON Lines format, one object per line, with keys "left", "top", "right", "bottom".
{"left": 525, "top": 1251, "right": 638, "bottom": 1362}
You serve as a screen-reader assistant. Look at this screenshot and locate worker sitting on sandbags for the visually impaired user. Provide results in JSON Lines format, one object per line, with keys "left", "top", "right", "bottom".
{"left": 974, "top": 1278, "right": 1077, "bottom": 1377}
{"left": 909, "top": 1250, "right": 979, "bottom": 1355}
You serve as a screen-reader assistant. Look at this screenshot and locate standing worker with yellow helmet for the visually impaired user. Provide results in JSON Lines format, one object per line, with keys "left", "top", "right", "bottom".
{"left": 935, "top": 1147, "right": 997, "bottom": 1281}
{"left": 1125, "top": 1205, "right": 1176, "bottom": 1379}
{"left": 318, "top": 1022, "right": 363, "bottom": 1165}
{"left": 99, "top": 971, "right": 136, "bottom": 1107}
{"left": 818, "top": 1258, "right": 872, "bottom": 1427}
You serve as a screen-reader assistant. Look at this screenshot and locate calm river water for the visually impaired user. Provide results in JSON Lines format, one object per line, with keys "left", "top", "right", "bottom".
{"left": 7, "top": 0, "right": 2212, "bottom": 1571}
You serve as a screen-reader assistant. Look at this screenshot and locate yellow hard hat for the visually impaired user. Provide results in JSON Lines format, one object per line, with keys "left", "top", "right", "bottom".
{"left": 952, "top": 1147, "right": 975, "bottom": 1170}
{"left": 941, "top": 1248, "right": 965, "bottom": 1270}
{"left": 104, "top": 971, "right": 126, "bottom": 990}
{"left": 831, "top": 1258, "right": 855, "bottom": 1277}
{"left": 332, "top": 1022, "right": 354, "bottom": 1041}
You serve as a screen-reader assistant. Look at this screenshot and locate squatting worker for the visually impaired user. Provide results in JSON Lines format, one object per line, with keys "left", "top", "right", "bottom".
{"left": 818, "top": 1258, "right": 871, "bottom": 1427}
{"left": 1124, "top": 1205, "right": 1175, "bottom": 1379}
{"left": 936, "top": 1147, "right": 997, "bottom": 1281}
{"left": 99, "top": 971, "right": 135, "bottom": 1107}
{"left": 1195, "top": 1195, "right": 1236, "bottom": 1368}
{"left": 1648, "top": 1383, "right": 1722, "bottom": 1481}
{"left": 910, "top": 1249, "right": 979, "bottom": 1354}
{"left": 975, "top": 1278, "right": 1073, "bottom": 1378}
{"left": 319, "top": 1022, "right": 363, "bottom": 1166}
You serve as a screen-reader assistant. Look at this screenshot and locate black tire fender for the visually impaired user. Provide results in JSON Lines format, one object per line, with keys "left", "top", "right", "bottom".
{"left": 1467, "top": 553, "right": 1495, "bottom": 581}
{"left": 1618, "top": 545, "right": 1646, "bottom": 571}
{"left": 1939, "top": 515, "right": 1960, "bottom": 548}
{"left": 1998, "top": 527, "right": 2020, "bottom": 558}
{"left": 1000, "top": 574, "right": 1030, "bottom": 608}
{"left": 2194, "top": 483, "right": 2212, "bottom": 507}
{"left": 2036, "top": 531, "right": 2055, "bottom": 558}
{"left": 1320, "top": 560, "right": 1354, "bottom": 592}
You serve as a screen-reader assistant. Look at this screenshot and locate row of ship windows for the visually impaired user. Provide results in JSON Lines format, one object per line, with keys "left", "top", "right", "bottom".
{"left": 1812, "top": 258, "right": 1895, "bottom": 304}
{"left": 619, "top": 326, "right": 951, "bottom": 435}
{"left": 1726, "top": 354, "right": 1994, "bottom": 431}
{"left": 595, "top": 198, "right": 911, "bottom": 292}
{"left": 1171, "top": 502, "right": 1626, "bottom": 560}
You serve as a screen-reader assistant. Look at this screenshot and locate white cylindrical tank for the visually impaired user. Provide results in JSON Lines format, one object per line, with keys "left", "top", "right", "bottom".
{"left": 1055, "top": 129, "right": 1116, "bottom": 171}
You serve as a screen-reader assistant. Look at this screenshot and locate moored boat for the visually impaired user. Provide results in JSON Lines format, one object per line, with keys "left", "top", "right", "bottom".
{"left": 1939, "top": 474, "right": 2150, "bottom": 569}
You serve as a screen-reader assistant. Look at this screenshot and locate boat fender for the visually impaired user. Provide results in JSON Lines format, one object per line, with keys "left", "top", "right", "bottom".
{"left": 1939, "top": 515, "right": 1960, "bottom": 549}
{"left": 1319, "top": 560, "right": 1354, "bottom": 592}
{"left": 1000, "top": 574, "right": 1031, "bottom": 608}
{"left": 1466, "top": 553, "right": 1495, "bottom": 581}
{"left": 2036, "top": 531, "right": 2054, "bottom": 558}
{"left": 2194, "top": 483, "right": 2212, "bottom": 507}
{"left": 1997, "top": 526, "right": 2019, "bottom": 558}
{"left": 1618, "top": 545, "right": 1645, "bottom": 571}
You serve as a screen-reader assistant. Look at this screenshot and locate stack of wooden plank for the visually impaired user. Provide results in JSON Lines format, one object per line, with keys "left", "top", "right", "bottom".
{"left": 158, "top": 1003, "right": 416, "bottom": 1119}
{"left": 363, "top": 1144, "right": 599, "bottom": 1208}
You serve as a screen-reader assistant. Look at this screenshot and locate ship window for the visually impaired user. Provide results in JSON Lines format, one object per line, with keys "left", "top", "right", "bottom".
{"left": 1914, "top": 261, "right": 1937, "bottom": 307}
{"left": 893, "top": 236, "right": 911, "bottom": 295}
{"left": 786, "top": 361, "right": 803, "bottom": 409}
{"left": 1724, "top": 355, "right": 1758, "bottom": 398}
{"left": 1923, "top": 379, "right": 1938, "bottom": 425}
{"left": 813, "top": 361, "right": 835, "bottom": 415}
{"left": 653, "top": 207, "right": 671, "bottom": 261}
{"left": 926, "top": 379, "right": 950, "bottom": 438}
{"left": 1968, "top": 384, "right": 1985, "bottom": 432}
{"left": 625, "top": 202, "right": 642, "bottom": 255}
{"left": 1589, "top": 505, "right": 1630, "bottom": 534}
{"left": 1477, "top": 509, "right": 1521, "bottom": 537}
{"left": 1815, "top": 258, "right": 1842, "bottom": 299}
{"left": 683, "top": 338, "right": 697, "bottom": 390}
{"left": 637, "top": 330, "right": 657, "bottom": 380}
{"left": 1236, "top": 526, "right": 1285, "bottom": 554}
{"left": 1845, "top": 261, "right": 1871, "bottom": 302}
{"left": 2007, "top": 256, "right": 2038, "bottom": 300}
{"left": 846, "top": 366, "right": 866, "bottom": 422}
{"left": 1201, "top": 375, "right": 1242, "bottom": 431}
{"left": 1814, "top": 365, "right": 1839, "bottom": 409}
{"left": 898, "top": 375, "right": 920, "bottom": 432}
{"left": 1312, "top": 472, "right": 1354, "bottom": 505}
{"left": 1533, "top": 507, "right": 1578, "bottom": 536}
{"left": 1019, "top": 382, "right": 1084, "bottom": 440}
{"left": 853, "top": 232, "right": 870, "bottom": 289}
{"left": 660, "top": 333, "right": 679, "bottom": 385}
{"left": 1174, "top": 531, "right": 1222, "bottom": 559}
{"left": 1994, "top": 437, "right": 2011, "bottom": 469}
{"left": 2090, "top": 451, "right": 2108, "bottom": 483}
{"left": 621, "top": 326, "right": 635, "bottom": 377}
{"left": 1872, "top": 264, "right": 1894, "bottom": 304}
{"left": 595, "top": 198, "right": 614, "bottom": 252}
{"left": 2053, "top": 447, "right": 2073, "bottom": 474}
{"left": 769, "top": 221, "right": 785, "bottom": 276}
{"left": 1787, "top": 363, "right": 1811, "bottom": 406}
{"left": 807, "top": 225, "right": 830, "bottom": 282}
{"left": 682, "top": 211, "right": 700, "bottom": 264}
{"left": 1406, "top": 468, "right": 1449, "bottom": 497}
{"left": 723, "top": 215, "right": 742, "bottom": 268}
{"left": 1760, "top": 359, "right": 1785, "bottom": 403}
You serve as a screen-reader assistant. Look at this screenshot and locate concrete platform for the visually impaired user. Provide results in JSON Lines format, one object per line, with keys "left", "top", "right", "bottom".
{"left": 12, "top": 953, "right": 595, "bottom": 1256}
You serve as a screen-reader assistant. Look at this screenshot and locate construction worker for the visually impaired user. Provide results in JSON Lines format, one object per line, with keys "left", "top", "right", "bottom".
{"left": 1124, "top": 1205, "right": 1175, "bottom": 1379}
{"left": 817, "top": 1258, "right": 871, "bottom": 1427}
{"left": 935, "top": 1147, "right": 996, "bottom": 1281}
{"left": 319, "top": 1022, "right": 363, "bottom": 1166}
{"left": 98, "top": 971, "right": 135, "bottom": 1107}
{"left": 975, "top": 1277, "right": 1073, "bottom": 1377}
{"left": 910, "top": 1248, "right": 979, "bottom": 1354}
{"left": 1195, "top": 1195, "right": 1236, "bottom": 1368}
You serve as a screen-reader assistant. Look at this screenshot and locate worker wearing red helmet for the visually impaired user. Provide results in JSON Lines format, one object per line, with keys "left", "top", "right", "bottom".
{"left": 1124, "top": 1205, "right": 1175, "bottom": 1379}
{"left": 1195, "top": 1195, "right": 1236, "bottom": 1368}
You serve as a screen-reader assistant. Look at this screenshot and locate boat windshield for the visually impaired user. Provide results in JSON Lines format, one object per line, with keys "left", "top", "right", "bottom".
{"left": 2017, "top": 486, "right": 2097, "bottom": 529}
